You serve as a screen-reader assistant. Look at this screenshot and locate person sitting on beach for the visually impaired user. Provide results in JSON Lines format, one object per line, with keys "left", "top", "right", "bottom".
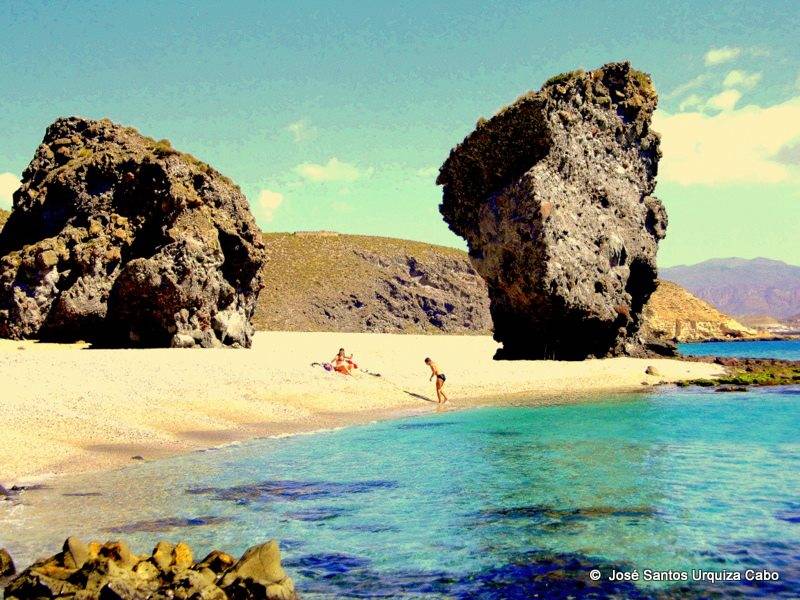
{"left": 332, "top": 348, "right": 357, "bottom": 375}
{"left": 425, "top": 357, "right": 448, "bottom": 404}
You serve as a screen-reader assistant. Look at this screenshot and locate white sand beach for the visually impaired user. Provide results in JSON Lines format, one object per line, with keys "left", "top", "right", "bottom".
{"left": 0, "top": 332, "right": 724, "bottom": 484}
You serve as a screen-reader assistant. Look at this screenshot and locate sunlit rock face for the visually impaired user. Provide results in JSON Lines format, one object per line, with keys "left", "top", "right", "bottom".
{"left": 0, "top": 117, "right": 266, "bottom": 347}
{"left": 437, "top": 62, "right": 668, "bottom": 359}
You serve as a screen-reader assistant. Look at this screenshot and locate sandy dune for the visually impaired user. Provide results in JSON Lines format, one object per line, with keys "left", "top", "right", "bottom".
{"left": 0, "top": 332, "right": 723, "bottom": 484}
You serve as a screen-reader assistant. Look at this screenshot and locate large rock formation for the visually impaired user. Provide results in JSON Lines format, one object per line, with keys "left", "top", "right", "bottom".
{"left": 3, "top": 538, "right": 297, "bottom": 600}
{"left": 0, "top": 118, "right": 265, "bottom": 347}
{"left": 437, "top": 62, "right": 667, "bottom": 359}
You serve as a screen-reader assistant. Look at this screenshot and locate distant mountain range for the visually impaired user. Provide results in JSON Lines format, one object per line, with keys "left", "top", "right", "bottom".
{"left": 661, "top": 258, "right": 800, "bottom": 320}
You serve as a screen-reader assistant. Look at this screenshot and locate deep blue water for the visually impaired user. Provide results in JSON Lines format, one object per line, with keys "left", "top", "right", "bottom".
{"left": 679, "top": 339, "right": 800, "bottom": 360}
{"left": 2, "top": 386, "right": 800, "bottom": 598}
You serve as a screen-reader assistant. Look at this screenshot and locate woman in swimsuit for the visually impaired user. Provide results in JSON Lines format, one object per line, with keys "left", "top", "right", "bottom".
{"left": 425, "top": 357, "right": 448, "bottom": 404}
{"left": 332, "top": 348, "right": 355, "bottom": 375}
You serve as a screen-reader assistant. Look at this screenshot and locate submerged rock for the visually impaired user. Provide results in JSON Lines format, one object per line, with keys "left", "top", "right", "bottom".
{"left": 0, "top": 117, "right": 265, "bottom": 347}
{"left": 437, "top": 62, "right": 667, "bottom": 359}
{"left": 3, "top": 538, "right": 298, "bottom": 600}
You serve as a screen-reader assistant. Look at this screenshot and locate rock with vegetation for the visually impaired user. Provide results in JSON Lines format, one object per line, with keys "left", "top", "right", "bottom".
{"left": 437, "top": 62, "right": 667, "bottom": 359}
{"left": 0, "top": 117, "right": 265, "bottom": 347}
{"left": 255, "top": 232, "right": 492, "bottom": 333}
{"left": 3, "top": 538, "right": 297, "bottom": 600}
{"left": 678, "top": 357, "right": 800, "bottom": 388}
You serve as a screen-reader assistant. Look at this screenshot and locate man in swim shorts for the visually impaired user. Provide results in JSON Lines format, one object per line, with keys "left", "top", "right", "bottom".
{"left": 425, "top": 357, "right": 448, "bottom": 404}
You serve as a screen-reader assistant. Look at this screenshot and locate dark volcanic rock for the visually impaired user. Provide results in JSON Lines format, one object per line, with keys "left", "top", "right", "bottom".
{"left": 0, "top": 117, "right": 265, "bottom": 347}
{"left": 438, "top": 62, "right": 667, "bottom": 359}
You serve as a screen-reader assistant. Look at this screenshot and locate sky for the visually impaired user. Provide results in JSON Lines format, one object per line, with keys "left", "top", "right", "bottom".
{"left": 1, "top": 0, "right": 799, "bottom": 267}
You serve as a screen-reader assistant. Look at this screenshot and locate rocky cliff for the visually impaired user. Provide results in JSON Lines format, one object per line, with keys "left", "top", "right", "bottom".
{"left": 254, "top": 232, "right": 491, "bottom": 333}
{"left": 0, "top": 117, "right": 265, "bottom": 347}
{"left": 642, "top": 280, "right": 757, "bottom": 342}
{"left": 254, "top": 232, "right": 746, "bottom": 343}
{"left": 437, "top": 62, "right": 667, "bottom": 359}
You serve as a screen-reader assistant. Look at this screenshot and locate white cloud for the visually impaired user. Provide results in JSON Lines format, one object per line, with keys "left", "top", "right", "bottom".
{"left": 678, "top": 94, "right": 704, "bottom": 112}
{"left": 706, "top": 89, "right": 742, "bottom": 112}
{"left": 285, "top": 119, "right": 317, "bottom": 143}
{"left": 774, "top": 141, "right": 800, "bottom": 166}
{"left": 664, "top": 74, "right": 709, "bottom": 101}
{"left": 677, "top": 89, "right": 746, "bottom": 114}
{"left": 257, "top": 189, "right": 284, "bottom": 222}
{"left": 295, "top": 157, "right": 367, "bottom": 183}
{"left": 723, "top": 69, "right": 762, "bottom": 90}
{"left": 416, "top": 166, "right": 439, "bottom": 178}
{"left": 704, "top": 46, "right": 741, "bottom": 66}
{"left": 654, "top": 95, "right": 800, "bottom": 185}
{"left": 0, "top": 172, "right": 20, "bottom": 210}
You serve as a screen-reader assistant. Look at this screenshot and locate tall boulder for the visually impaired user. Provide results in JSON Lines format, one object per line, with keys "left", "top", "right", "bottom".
{"left": 437, "top": 62, "right": 667, "bottom": 359}
{"left": 0, "top": 117, "right": 266, "bottom": 347}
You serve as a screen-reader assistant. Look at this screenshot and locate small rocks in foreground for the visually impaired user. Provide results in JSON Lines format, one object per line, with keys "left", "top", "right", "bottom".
{"left": 2, "top": 538, "right": 298, "bottom": 600}
{"left": 0, "top": 548, "right": 15, "bottom": 578}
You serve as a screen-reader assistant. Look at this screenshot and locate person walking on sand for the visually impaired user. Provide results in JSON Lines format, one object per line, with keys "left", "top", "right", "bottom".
{"left": 425, "top": 357, "right": 448, "bottom": 404}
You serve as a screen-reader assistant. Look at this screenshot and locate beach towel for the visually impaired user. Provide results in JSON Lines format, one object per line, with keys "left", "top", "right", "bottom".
{"left": 311, "top": 362, "right": 334, "bottom": 371}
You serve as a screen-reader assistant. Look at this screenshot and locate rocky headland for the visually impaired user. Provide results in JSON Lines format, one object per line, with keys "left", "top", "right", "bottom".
{"left": 642, "top": 280, "right": 758, "bottom": 342}
{"left": 254, "top": 232, "right": 755, "bottom": 345}
{"left": 0, "top": 118, "right": 265, "bottom": 348}
{"left": 1, "top": 538, "right": 297, "bottom": 600}
{"left": 437, "top": 62, "right": 667, "bottom": 360}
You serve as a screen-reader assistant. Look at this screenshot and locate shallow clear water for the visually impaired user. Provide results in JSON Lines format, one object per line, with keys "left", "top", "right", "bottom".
{"left": 2, "top": 386, "right": 800, "bottom": 598}
{"left": 679, "top": 339, "right": 800, "bottom": 360}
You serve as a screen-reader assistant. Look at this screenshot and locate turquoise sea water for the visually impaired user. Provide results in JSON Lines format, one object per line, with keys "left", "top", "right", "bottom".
{"left": 2, "top": 386, "right": 800, "bottom": 598}
{"left": 679, "top": 339, "right": 800, "bottom": 360}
